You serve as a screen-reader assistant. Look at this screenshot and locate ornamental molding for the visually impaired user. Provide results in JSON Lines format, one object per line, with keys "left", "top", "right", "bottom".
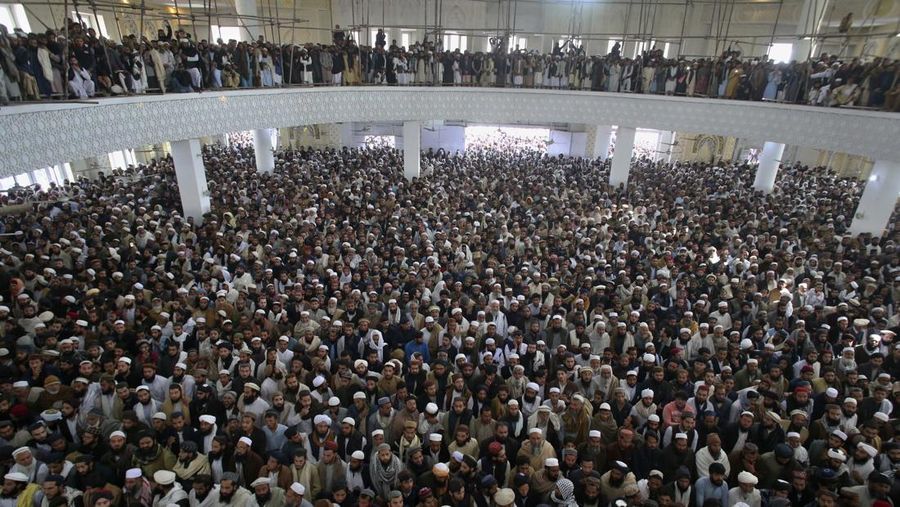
{"left": 1, "top": 87, "right": 898, "bottom": 176}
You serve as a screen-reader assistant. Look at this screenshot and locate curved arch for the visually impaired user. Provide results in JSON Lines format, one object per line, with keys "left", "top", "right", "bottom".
{"left": 1, "top": 87, "right": 898, "bottom": 176}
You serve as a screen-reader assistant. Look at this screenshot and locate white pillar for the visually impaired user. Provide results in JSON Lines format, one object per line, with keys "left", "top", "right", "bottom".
{"left": 340, "top": 123, "right": 355, "bottom": 148}
{"left": 753, "top": 142, "right": 786, "bottom": 193}
{"left": 793, "top": 0, "right": 830, "bottom": 61}
{"left": 253, "top": 128, "right": 277, "bottom": 173}
{"left": 610, "top": 126, "right": 636, "bottom": 188}
{"left": 591, "top": 125, "right": 613, "bottom": 160}
{"left": 656, "top": 130, "right": 674, "bottom": 163}
{"left": 849, "top": 160, "right": 900, "bottom": 237}
{"left": 171, "top": 139, "right": 211, "bottom": 223}
{"left": 403, "top": 121, "right": 421, "bottom": 180}
{"left": 234, "top": 0, "right": 262, "bottom": 42}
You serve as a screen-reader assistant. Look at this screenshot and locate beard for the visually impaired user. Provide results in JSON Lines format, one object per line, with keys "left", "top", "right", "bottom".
{"left": 255, "top": 492, "right": 272, "bottom": 504}
{"left": 220, "top": 489, "right": 235, "bottom": 501}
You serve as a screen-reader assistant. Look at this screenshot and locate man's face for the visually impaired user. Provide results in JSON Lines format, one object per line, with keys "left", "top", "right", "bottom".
{"left": 109, "top": 435, "right": 125, "bottom": 451}
{"left": 41, "top": 481, "right": 60, "bottom": 498}
{"left": 15, "top": 450, "right": 33, "bottom": 467}
{"left": 220, "top": 480, "right": 235, "bottom": 499}
{"left": 139, "top": 437, "right": 154, "bottom": 452}
{"left": 193, "top": 481, "right": 209, "bottom": 497}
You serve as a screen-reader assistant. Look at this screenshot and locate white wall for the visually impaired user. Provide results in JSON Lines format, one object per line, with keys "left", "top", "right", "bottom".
{"left": 422, "top": 123, "right": 466, "bottom": 154}
{"left": 547, "top": 130, "right": 587, "bottom": 157}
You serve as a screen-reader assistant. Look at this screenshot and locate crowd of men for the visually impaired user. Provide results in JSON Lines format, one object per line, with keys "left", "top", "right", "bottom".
{"left": 2, "top": 19, "right": 899, "bottom": 110}
{"left": 0, "top": 142, "right": 897, "bottom": 507}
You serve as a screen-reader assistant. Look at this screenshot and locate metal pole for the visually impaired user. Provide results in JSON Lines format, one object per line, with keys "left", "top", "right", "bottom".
{"left": 766, "top": 0, "right": 784, "bottom": 52}
{"left": 290, "top": 0, "right": 296, "bottom": 42}
{"left": 111, "top": 5, "right": 123, "bottom": 40}
{"left": 139, "top": 0, "right": 145, "bottom": 39}
{"left": 678, "top": 0, "right": 688, "bottom": 56}
{"left": 63, "top": 0, "right": 70, "bottom": 98}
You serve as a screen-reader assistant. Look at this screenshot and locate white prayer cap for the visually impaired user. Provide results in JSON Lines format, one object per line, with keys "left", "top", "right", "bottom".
{"left": 648, "top": 414, "right": 660, "bottom": 422}
{"left": 675, "top": 432, "right": 688, "bottom": 440}
{"left": 737, "top": 471, "right": 758, "bottom": 484}
{"left": 827, "top": 448, "right": 846, "bottom": 462}
{"left": 544, "top": 458, "right": 559, "bottom": 467}
{"left": 787, "top": 432, "right": 801, "bottom": 440}
{"left": 589, "top": 430, "right": 602, "bottom": 439}
{"left": 526, "top": 382, "right": 539, "bottom": 392}
{"left": 3, "top": 472, "right": 28, "bottom": 483}
{"left": 290, "top": 483, "right": 306, "bottom": 495}
{"left": 175, "top": 362, "right": 187, "bottom": 370}
{"left": 110, "top": 431, "right": 126, "bottom": 439}
{"left": 199, "top": 415, "right": 216, "bottom": 425}
{"left": 351, "top": 451, "right": 365, "bottom": 460}
{"left": 642, "top": 353, "right": 655, "bottom": 362}
{"left": 429, "top": 433, "right": 442, "bottom": 442}
{"left": 153, "top": 470, "right": 177, "bottom": 485}
{"left": 426, "top": 403, "right": 439, "bottom": 415}
{"left": 313, "top": 415, "right": 332, "bottom": 426}
{"left": 125, "top": 468, "right": 142, "bottom": 479}
{"left": 12, "top": 447, "right": 30, "bottom": 457}
{"left": 529, "top": 428, "right": 543, "bottom": 436}
{"left": 12, "top": 381, "right": 29, "bottom": 389}
{"left": 118, "top": 357, "right": 132, "bottom": 365}
{"left": 312, "top": 376, "right": 326, "bottom": 387}
{"left": 238, "top": 436, "right": 253, "bottom": 447}
{"left": 825, "top": 387, "right": 838, "bottom": 398}
{"left": 858, "top": 443, "right": 877, "bottom": 458}
{"left": 152, "top": 412, "right": 167, "bottom": 421}
{"left": 342, "top": 417, "right": 356, "bottom": 426}
{"left": 641, "top": 389, "right": 654, "bottom": 398}
{"left": 250, "top": 477, "right": 271, "bottom": 488}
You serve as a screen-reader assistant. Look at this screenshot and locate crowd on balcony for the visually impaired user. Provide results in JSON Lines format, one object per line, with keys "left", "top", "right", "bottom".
{"left": 1, "top": 19, "right": 899, "bottom": 110}
{"left": 0, "top": 141, "right": 896, "bottom": 506}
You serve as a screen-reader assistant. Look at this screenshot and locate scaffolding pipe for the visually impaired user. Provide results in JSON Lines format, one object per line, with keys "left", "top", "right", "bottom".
{"left": 677, "top": 0, "right": 687, "bottom": 56}
{"left": 767, "top": 0, "right": 784, "bottom": 51}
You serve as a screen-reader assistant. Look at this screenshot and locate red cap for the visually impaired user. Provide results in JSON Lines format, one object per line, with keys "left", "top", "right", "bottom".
{"left": 324, "top": 440, "right": 338, "bottom": 451}
{"left": 795, "top": 386, "right": 811, "bottom": 393}
{"left": 801, "top": 365, "right": 814, "bottom": 373}
{"left": 488, "top": 441, "right": 503, "bottom": 456}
